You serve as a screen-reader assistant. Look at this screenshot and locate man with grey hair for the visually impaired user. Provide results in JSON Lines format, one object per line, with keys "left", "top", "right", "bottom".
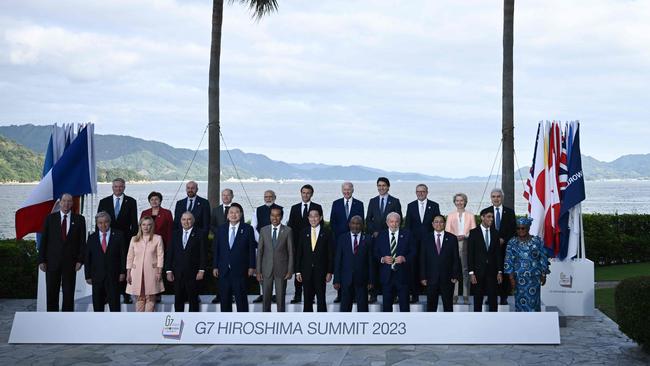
{"left": 480, "top": 187, "right": 516, "bottom": 305}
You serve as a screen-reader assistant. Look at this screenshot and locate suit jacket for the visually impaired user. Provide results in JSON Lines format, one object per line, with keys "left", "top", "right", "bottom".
{"left": 445, "top": 210, "right": 477, "bottom": 238}
{"left": 84, "top": 229, "right": 127, "bottom": 283}
{"left": 210, "top": 204, "right": 245, "bottom": 236}
{"left": 174, "top": 195, "right": 211, "bottom": 234}
{"left": 296, "top": 226, "right": 334, "bottom": 280}
{"left": 467, "top": 226, "right": 503, "bottom": 280}
{"left": 165, "top": 228, "right": 207, "bottom": 280}
{"left": 404, "top": 199, "right": 441, "bottom": 240}
{"left": 329, "top": 198, "right": 365, "bottom": 239}
{"left": 287, "top": 202, "right": 323, "bottom": 251}
{"left": 419, "top": 231, "right": 461, "bottom": 285}
{"left": 213, "top": 222, "right": 256, "bottom": 278}
{"left": 39, "top": 212, "right": 86, "bottom": 272}
{"left": 140, "top": 207, "right": 173, "bottom": 249}
{"left": 366, "top": 195, "right": 402, "bottom": 235}
{"left": 97, "top": 195, "right": 138, "bottom": 241}
{"left": 481, "top": 205, "right": 517, "bottom": 246}
{"left": 334, "top": 232, "right": 373, "bottom": 287}
{"left": 373, "top": 229, "right": 414, "bottom": 285}
{"left": 256, "top": 224, "right": 293, "bottom": 279}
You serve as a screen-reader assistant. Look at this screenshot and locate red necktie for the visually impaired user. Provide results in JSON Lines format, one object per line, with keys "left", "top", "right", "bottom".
{"left": 436, "top": 233, "right": 442, "bottom": 255}
{"left": 61, "top": 214, "right": 68, "bottom": 241}
{"left": 353, "top": 234, "right": 359, "bottom": 255}
{"left": 101, "top": 232, "right": 107, "bottom": 253}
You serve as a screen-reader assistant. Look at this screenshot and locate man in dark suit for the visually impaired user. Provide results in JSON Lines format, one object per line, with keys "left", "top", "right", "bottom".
{"left": 251, "top": 190, "right": 282, "bottom": 304}
{"left": 334, "top": 216, "right": 373, "bottom": 312}
{"left": 481, "top": 188, "right": 516, "bottom": 305}
{"left": 296, "top": 209, "right": 334, "bottom": 312}
{"left": 213, "top": 203, "right": 256, "bottom": 312}
{"left": 374, "top": 212, "right": 414, "bottom": 312}
{"left": 38, "top": 193, "right": 86, "bottom": 312}
{"left": 420, "top": 215, "right": 461, "bottom": 312}
{"left": 85, "top": 211, "right": 127, "bottom": 312}
{"left": 468, "top": 210, "right": 503, "bottom": 312}
{"left": 174, "top": 180, "right": 211, "bottom": 234}
{"left": 329, "top": 181, "right": 364, "bottom": 303}
{"left": 366, "top": 177, "right": 402, "bottom": 304}
{"left": 97, "top": 177, "right": 138, "bottom": 304}
{"left": 404, "top": 183, "right": 441, "bottom": 303}
{"left": 165, "top": 211, "right": 207, "bottom": 312}
{"left": 287, "top": 184, "right": 323, "bottom": 304}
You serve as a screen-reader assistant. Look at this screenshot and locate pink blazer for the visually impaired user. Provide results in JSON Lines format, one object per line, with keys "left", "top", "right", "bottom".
{"left": 126, "top": 234, "right": 165, "bottom": 295}
{"left": 445, "top": 210, "right": 477, "bottom": 238}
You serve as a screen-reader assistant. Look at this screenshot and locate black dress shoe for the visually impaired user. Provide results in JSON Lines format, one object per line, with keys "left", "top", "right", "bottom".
{"left": 252, "top": 295, "right": 263, "bottom": 303}
{"left": 410, "top": 296, "right": 418, "bottom": 304}
{"left": 197, "top": 296, "right": 202, "bottom": 303}
{"left": 290, "top": 296, "right": 301, "bottom": 304}
{"left": 500, "top": 298, "right": 508, "bottom": 305}
{"left": 368, "top": 295, "right": 377, "bottom": 304}
{"left": 272, "top": 295, "right": 277, "bottom": 303}
{"left": 123, "top": 294, "right": 132, "bottom": 304}
{"left": 211, "top": 295, "right": 220, "bottom": 304}
{"left": 393, "top": 296, "right": 399, "bottom": 304}
{"left": 333, "top": 295, "right": 341, "bottom": 303}
{"left": 231, "top": 296, "right": 235, "bottom": 303}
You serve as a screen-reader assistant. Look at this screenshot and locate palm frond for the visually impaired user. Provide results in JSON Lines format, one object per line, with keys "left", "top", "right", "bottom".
{"left": 229, "top": 0, "right": 278, "bottom": 20}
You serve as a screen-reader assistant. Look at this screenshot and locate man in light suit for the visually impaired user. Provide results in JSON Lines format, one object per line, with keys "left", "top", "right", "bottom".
{"left": 213, "top": 203, "right": 256, "bottom": 312}
{"left": 366, "top": 177, "right": 402, "bottom": 303}
{"left": 468, "top": 210, "right": 503, "bottom": 312}
{"left": 374, "top": 212, "right": 414, "bottom": 312}
{"left": 329, "top": 181, "right": 364, "bottom": 302}
{"left": 165, "top": 212, "right": 207, "bottom": 312}
{"left": 481, "top": 188, "right": 516, "bottom": 305}
{"left": 404, "top": 184, "right": 441, "bottom": 303}
{"left": 256, "top": 206, "right": 294, "bottom": 312}
{"left": 174, "top": 180, "right": 211, "bottom": 235}
{"left": 334, "top": 216, "right": 373, "bottom": 312}
{"left": 420, "top": 215, "right": 461, "bottom": 312}
{"left": 97, "top": 178, "right": 138, "bottom": 304}
{"left": 85, "top": 211, "right": 127, "bottom": 312}
{"left": 39, "top": 193, "right": 86, "bottom": 312}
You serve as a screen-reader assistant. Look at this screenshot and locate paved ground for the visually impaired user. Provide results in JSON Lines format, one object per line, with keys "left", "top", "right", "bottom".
{"left": 1, "top": 299, "right": 648, "bottom": 365}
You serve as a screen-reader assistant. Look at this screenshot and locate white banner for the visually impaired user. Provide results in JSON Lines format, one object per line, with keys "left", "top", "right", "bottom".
{"left": 541, "top": 258, "right": 595, "bottom": 316}
{"left": 10, "top": 312, "right": 560, "bottom": 345}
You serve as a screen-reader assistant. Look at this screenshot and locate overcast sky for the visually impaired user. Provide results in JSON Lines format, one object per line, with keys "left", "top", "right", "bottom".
{"left": 1, "top": 0, "right": 648, "bottom": 177}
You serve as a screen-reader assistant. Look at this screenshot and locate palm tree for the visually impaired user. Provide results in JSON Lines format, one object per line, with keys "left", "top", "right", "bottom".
{"left": 502, "top": 0, "right": 515, "bottom": 208}
{"left": 208, "top": 0, "right": 278, "bottom": 207}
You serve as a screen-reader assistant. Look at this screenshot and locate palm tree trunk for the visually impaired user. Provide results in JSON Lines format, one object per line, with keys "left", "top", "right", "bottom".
{"left": 502, "top": 0, "right": 515, "bottom": 209}
{"left": 208, "top": 0, "right": 224, "bottom": 208}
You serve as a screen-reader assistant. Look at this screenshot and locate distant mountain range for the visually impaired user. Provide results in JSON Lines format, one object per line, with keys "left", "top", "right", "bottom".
{"left": 1, "top": 124, "right": 649, "bottom": 182}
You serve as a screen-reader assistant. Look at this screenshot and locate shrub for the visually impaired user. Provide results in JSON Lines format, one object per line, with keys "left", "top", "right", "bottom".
{"left": 614, "top": 276, "right": 650, "bottom": 351}
{"left": 0, "top": 239, "right": 38, "bottom": 298}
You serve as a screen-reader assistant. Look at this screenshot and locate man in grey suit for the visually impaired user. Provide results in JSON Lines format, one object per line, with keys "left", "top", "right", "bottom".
{"left": 256, "top": 205, "right": 294, "bottom": 312}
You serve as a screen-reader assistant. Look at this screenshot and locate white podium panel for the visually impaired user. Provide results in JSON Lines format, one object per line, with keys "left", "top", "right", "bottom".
{"left": 10, "top": 312, "right": 560, "bottom": 345}
{"left": 541, "top": 258, "right": 595, "bottom": 316}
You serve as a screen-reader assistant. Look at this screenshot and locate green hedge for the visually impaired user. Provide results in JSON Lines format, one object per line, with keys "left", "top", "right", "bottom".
{"left": 615, "top": 276, "right": 650, "bottom": 351}
{"left": 0, "top": 239, "right": 38, "bottom": 298}
{"left": 583, "top": 214, "right": 650, "bottom": 265}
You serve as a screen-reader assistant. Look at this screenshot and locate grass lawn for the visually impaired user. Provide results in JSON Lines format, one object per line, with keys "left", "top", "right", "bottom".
{"left": 595, "top": 262, "right": 650, "bottom": 282}
{"left": 595, "top": 288, "right": 616, "bottom": 321}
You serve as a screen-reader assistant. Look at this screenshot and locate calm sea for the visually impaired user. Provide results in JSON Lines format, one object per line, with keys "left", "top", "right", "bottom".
{"left": 2, "top": 180, "right": 648, "bottom": 239}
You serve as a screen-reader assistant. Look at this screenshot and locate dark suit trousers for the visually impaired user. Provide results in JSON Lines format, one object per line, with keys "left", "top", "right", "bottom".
{"left": 498, "top": 245, "right": 510, "bottom": 300}
{"left": 426, "top": 281, "right": 454, "bottom": 312}
{"left": 382, "top": 276, "right": 409, "bottom": 312}
{"left": 92, "top": 277, "right": 121, "bottom": 312}
{"left": 173, "top": 275, "right": 199, "bottom": 312}
{"left": 219, "top": 272, "right": 249, "bottom": 312}
{"left": 303, "top": 271, "right": 327, "bottom": 312}
{"left": 340, "top": 283, "right": 368, "bottom": 312}
{"left": 46, "top": 268, "right": 76, "bottom": 312}
{"left": 473, "top": 275, "right": 498, "bottom": 312}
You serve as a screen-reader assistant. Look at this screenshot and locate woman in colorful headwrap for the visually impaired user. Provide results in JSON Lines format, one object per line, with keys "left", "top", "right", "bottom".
{"left": 503, "top": 217, "right": 550, "bottom": 312}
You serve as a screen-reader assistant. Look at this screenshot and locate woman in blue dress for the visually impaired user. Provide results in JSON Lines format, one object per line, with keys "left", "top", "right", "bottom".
{"left": 504, "top": 217, "right": 550, "bottom": 312}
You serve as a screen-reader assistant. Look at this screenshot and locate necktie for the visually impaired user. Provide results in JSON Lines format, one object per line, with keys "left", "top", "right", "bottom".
{"left": 224, "top": 205, "right": 230, "bottom": 221}
{"left": 484, "top": 228, "right": 490, "bottom": 251}
{"left": 188, "top": 199, "right": 194, "bottom": 212}
{"left": 380, "top": 197, "right": 385, "bottom": 214}
{"left": 353, "top": 234, "right": 359, "bottom": 255}
{"left": 101, "top": 232, "right": 107, "bottom": 253}
{"left": 302, "top": 203, "right": 308, "bottom": 218}
{"left": 272, "top": 227, "right": 278, "bottom": 249}
{"left": 390, "top": 232, "right": 397, "bottom": 271}
{"left": 436, "top": 233, "right": 442, "bottom": 255}
{"left": 345, "top": 200, "right": 350, "bottom": 218}
{"left": 61, "top": 214, "right": 67, "bottom": 241}
{"left": 114, "top": 197, "right": 121, "bottom": 218}
{"left": 182, "top": 230, "right": 189, "bottom": 249}
{"left": 495, "top": 207, "right": 501, "bottom": 230}
{"left": 420, "top": 201, "right": 426, "bottom": 223}
{"left": 311, "top": 227, "right": 317, "bottom": 251}
{"left": 229, "top": 226, "right": 236, "bottom": 249}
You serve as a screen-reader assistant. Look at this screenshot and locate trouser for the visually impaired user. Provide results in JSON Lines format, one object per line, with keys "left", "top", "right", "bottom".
{"left": 498, "top": 244, "right": 510, "bottom": 301}
{"left": 303, "top": 271, "right": 327, "bottom": 312}
{"left": 136, "top": 295, "right": 156, "bottom": 312}
{"left": 474, "top": 275, "right": 499, "bottom": 312}
{"left": 220, "top": 273, "right": 249, "bottom": 312}
{"left": 340, "top": 284, "right": 368, "bottom": 312}
{"left": 454, "top": 239, "right": 470, "bottom": 297}
{"left": 382, "top": 278, "right": 409, "bottom": 312}
{"left": 46, "top": 267, "right": 76, "bottom": 312}
{"left": 91, "top": 277, "right": 121, "bottom": 312}
{"left": 262, "top": 276, "right": 287, "bottom": 312}
{"left": 173, "top": 276, "right": 199, "bottom": 312}
{"left": 426, "top": 281, "right": 454, "bottom": 312}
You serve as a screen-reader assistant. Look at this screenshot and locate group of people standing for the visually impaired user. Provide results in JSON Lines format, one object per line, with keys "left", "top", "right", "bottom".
{"left": 38, "top": 177, "right": 550, "bottom": 314}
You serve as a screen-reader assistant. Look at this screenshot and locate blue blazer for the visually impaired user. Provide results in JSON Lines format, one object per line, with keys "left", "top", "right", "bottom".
{"left": 419, "top": 231, "right": 461, "bottom": 285}
{"left": 366, "top": 195, "right": 402, "bottom": 235}
{"left": 174, "top": 195, "right": 211, "bottom": 233}
{"left": 213, "top": 222, "right": 257, "bottom": 278}
{"left": 334, "top": 232, "right": 373, "bottom": 287}
{"left": 329, "top": 198, "right": 365, "bottom": 239}
{"left": 373, "top": 229, "right": 414, "bottom": 285}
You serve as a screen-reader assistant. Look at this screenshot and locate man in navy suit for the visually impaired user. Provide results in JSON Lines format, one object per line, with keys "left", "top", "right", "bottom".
{"left": 329, "top": 181, "right": 364, "bottom": 302}
{"left": 334, "top": 216, "right": 373, "bottom": 312}
{"left": 165, "top": 211, "right": 207, "bottom": 312}
{"left": 174, "top": 180, "right": 211, "bottom": 235}
{"left": 404, "top": 184, "right": 441, "bottom": 303}
{"left": 213, "top": 203, "right": 256, "bottom": 312}
{"left": 374, "top": 212, "right": 414, "bottom": 312}
{"left": 85, "top": 211, "right": 127, "bottom": 312}
{"left": 420, "top": 215, "right": 461, "bottom": 312}
{"left": 468, "top": 210, "right": 503, "bottom": 312}
{"left": 366, "top": 177, "right": 402, "bottom": 303}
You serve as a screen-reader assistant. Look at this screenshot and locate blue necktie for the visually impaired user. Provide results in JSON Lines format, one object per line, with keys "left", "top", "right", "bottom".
{"left": 182, "top": 230, "right": 189, "bottom": 249}
{"left": 229, "top": 227, "right": 236, "bottom": 249}
{"left": 272, "top": 227, "right": 278, "bottom": 249}
{"left": 380, "top": 197, "right": 385, "bottom": 214}
{"left": 345, "top": 200, "right": 350, "bottom": 218}
{"left": 495, "top": 207, "right": 501, "bottom": 230}
{"left": 484, "top": 228, "right": 490, "bottom": 251}
{"left": 114, "top": 197, "right": 121, "bottom": 218}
